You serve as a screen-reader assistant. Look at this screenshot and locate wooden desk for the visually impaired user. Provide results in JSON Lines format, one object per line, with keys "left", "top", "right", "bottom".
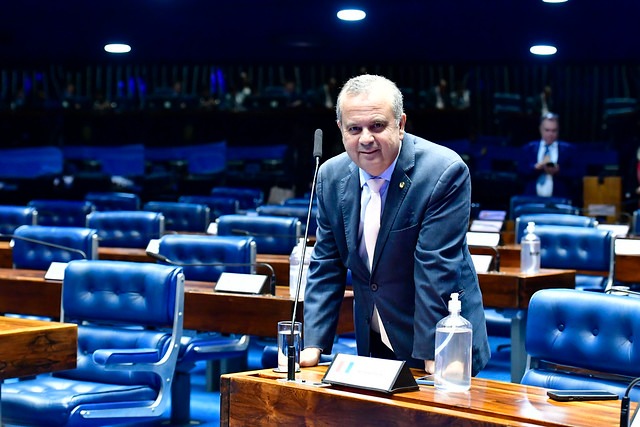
{"left": 0, "top": 268, "right": 354, "bottom": 338}
{"left": 220, "top": 366, "right": 623, "bottom": 426}
{"left": 0, "top": 316, "right": 76, "bottom": 380}
{"left": 0, "top": 315, "right": 77, "bottom": 419}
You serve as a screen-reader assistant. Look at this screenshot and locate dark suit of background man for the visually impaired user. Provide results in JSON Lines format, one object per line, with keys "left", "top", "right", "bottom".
{"left": 300, "top": 74, "right": 490, "bottom": 376}
{"left": 519, "top": 113, "right": 577, "bottom": 199}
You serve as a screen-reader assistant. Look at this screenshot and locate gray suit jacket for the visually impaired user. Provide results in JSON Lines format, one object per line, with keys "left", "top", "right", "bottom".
{"left": 303, "top": 132, "right": 490, "bottom": 374}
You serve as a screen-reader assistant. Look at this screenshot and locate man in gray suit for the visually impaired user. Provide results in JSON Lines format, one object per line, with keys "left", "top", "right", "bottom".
{"left": 300, "top": 74, "right": 490, "bottom": 375}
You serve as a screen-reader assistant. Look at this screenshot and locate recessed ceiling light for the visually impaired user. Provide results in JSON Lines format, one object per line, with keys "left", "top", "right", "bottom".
{"left": 530, "top": 45, "right": 557, "bottom": 55}
{"left": 337, "top": 9, "right": 366, "bottom": 21}
{"left": 542, "top": 0, "right": 568, "bottom": 3}
{"left": 104, "top": 43, "right": 131, "bottom": 54}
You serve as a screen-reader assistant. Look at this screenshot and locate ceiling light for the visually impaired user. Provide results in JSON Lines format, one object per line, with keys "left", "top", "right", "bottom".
{"left": 530, "top": 45, "right": 557, "bottom": 56}
{"left": 542, "top": 0, "right": 568, "bottom": 3}
{"left": 337, "top": 9, "right": 366, "bottom": 21}
{"left": 104, "top": 43, "right": 131, "bottom": 54}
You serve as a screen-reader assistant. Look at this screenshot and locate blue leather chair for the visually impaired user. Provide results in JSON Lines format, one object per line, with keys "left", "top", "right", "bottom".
{"left": 521, "top": 288, "right": 640, "bottom": 400}
{"left": 512, "top": 202, "right": 579, "bottom": 219}
{"left": 85, "top": 191, "right": 141, "bottom": 211}
{"left": 256, "top": 204, "right": 318, "bottom": 236}
{"left": 0, "top": 205, "right": 37, "bottom": 235}
{"left": 144, "top": 201, "right": 210, "bottom": 232}
{"left": 12, "top": 225, "right": 99, "bottom": 270}
{"left": 155, "top": 234, "right": 254, "bottom": 424}
{"left": 514, "top": 213, "right": 598, "bottom": 242}
{"left": 178, "top": 195, "right": 239, "bottom": 219}
{"left": 157, "top": 234, "right": 257, "bottom": 282}
{"left": 86, "top": 210, "right": 164, "bottom": 248}
{"left": 210, "top": 186, "right": 264, "bottom": 211}
{"left": 282, "top": 197, "right": 317, "bottom": 207}
{"left": 0, "top": 260, "right": 185, "bottom": 426}
{"left": 509, "top": 195, "right": 573, "bottom": 220}
{"left": 28, "top": 199, "right": 96, "bottom": 227}
{"left": 536, "top": 224, "right": 615, "bottom": 291}
{"left": 216, "top": 214, "right": 300, "bottom": 255}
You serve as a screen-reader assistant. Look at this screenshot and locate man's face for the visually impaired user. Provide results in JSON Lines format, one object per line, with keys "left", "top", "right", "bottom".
{"left": 337, "top": 90, "right": 406, "bottom": 176}
{"left": 540, "top": 118, "right": 559, "bottom": 145}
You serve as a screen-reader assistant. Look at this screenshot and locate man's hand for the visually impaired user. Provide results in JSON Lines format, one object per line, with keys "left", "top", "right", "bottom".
{"left": 424, "top": 359, "right": 435, "bottom": 374}
{"left": 300, "top": 348, "right": 322, "bottom": 367}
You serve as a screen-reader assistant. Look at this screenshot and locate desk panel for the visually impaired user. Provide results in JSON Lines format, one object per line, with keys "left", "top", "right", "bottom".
{"left": 221, "top": 367, "right": 623, "bottom": 427}
{"left": 616, "top": 253, "right": 640, "bottom": 283}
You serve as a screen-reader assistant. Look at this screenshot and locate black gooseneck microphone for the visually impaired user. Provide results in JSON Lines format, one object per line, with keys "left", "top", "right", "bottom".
{"left": 145, "top": 250, "right": 277, "bottom": 295}
{"left": 286, "top": 128, "right": 322, "bottom": 382}
{"left": 0, "top": 232, "right": 88, "bottom": 260}
{"left": 620, "top": 377, "right": 640, "bottom": 427}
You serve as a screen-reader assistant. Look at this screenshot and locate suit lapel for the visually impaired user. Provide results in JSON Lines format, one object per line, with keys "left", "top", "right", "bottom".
{"left": 371, "top": 136, "right": 415, "bottom": 271}
{"left": 339, "top": 163, "right": 363, "bottom": 268}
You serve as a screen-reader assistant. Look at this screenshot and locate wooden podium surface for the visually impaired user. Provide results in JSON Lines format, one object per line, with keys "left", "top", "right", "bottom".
{"left": 220, "top": 366, "right": 624, "bottom": 426}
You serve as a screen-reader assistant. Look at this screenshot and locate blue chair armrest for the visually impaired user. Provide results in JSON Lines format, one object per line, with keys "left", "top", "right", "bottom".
{"left": 93, "top": 348, "right": 161, "bottom": 365}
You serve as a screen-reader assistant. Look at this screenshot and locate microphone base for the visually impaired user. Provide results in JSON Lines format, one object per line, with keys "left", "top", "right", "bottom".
{"left": 276, "top": 378, "right": 330, "bottom": 388}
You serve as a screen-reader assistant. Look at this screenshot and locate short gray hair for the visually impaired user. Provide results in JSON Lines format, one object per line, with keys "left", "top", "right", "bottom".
{"left": 336, "top": 74, "right": 404, "bottom": 124}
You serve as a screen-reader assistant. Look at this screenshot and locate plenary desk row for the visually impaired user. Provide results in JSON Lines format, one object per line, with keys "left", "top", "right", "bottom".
{"left": 0, "top": 240, "right": 637, "bottom": 284}
{"left": 221, "top": 365, "right": 625, "bottom": 426}
{"left": 0, "top": 268, "right": 354, "bottom": 338}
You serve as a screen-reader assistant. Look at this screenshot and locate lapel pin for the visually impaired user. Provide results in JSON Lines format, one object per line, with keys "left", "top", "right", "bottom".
{"left": 399, "top": 182, "right": 405, "bottom": 189}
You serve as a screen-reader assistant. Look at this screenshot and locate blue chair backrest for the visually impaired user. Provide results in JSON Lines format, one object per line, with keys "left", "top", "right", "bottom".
{"left": 512, "top": 203, "right": 579, "bottom": 219}
{"left": 0, "top": 205, "right": 37, "bottom": 235}
{"left": 509, "top": 195, "right": 572, "bottom": 219}
{"left": 59, "top": 260, "right": 184, "bottom": 392}
{"left": 85, "top": 191, "right": 141, "bottom": 211}
{"left": 633, "top": 209, "right": 640, "bottom": 236}
{"left": 515, "top": 213, "right": 598, "bottom": 241}
{"left": 216, "top": 214, "right": 300, "bottom": 255}
{"left": 256, "top": 204, "right": 318, "bottom": 236}
{"left": 12, "top": 225, "right": 99, "bottom": 269}
{"left": 28, "top": 199, "right": 95, "bottom": 227}
{"left": 522, "top": 288, "right": 640, "bottom": 399}
{"left": 144, "top": 201, "right": 210, "bottom": 232}
{"left": 157, "top": 234, "right": 256, "bottom": 282}
{"left": 177, "top": 195, "right": 238, "bottom": 219}
{"left": 210, "top": 187, "right": 264, "bottom": 211}
{"left": 535, "top": 224, "right": 614, "bottom": 291}
{"left": 86, "top": 211, "right": 164, "bottom": 248}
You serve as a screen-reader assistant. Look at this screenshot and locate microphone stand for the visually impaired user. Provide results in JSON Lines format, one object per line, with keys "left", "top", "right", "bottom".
{"left": 146, "top": 251, "right": 277, "bottom": 295}
{"left": 287, "top": 131, "right": 322, "bottom": 382}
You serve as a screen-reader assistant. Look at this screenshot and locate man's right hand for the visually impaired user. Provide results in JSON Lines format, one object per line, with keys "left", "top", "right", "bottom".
{"left": 300, "top": 348, "right": 322, "bottom": 367}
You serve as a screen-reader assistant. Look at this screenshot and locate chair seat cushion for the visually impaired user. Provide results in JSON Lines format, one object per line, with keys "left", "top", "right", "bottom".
{"left": 1, "top": 376, "right": 157, "bottom": 427}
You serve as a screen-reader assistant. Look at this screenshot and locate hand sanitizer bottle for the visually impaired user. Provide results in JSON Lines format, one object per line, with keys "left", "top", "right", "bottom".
{"left": 434, "top": 292, "right": 472, "bottom": 392}
{"left": 520, "top": 221, "right": 541, "bottom": 274}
